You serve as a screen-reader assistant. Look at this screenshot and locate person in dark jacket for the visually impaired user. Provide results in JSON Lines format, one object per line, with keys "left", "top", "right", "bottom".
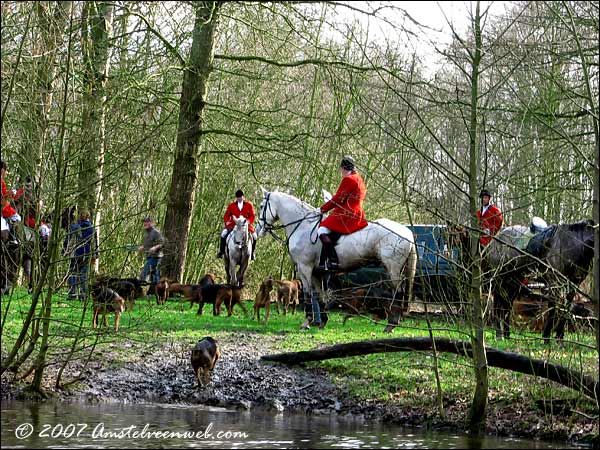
{"left": 63, "top": 209, "right": 98, "bottom": 300}
{"left": 138, "top": 216, "right": 164, "bottom": 285}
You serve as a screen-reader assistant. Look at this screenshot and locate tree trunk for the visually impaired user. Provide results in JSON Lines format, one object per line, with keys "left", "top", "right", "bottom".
{"left": 563, "top": 0, "right": 600, "bottom": 358}
{"left": 30, "top": 6, "right": 75, "bottom": 392}
{"left": 466, "top": 1, "right": 488, "bottom": 434}
{"left": 26, "top": 2, "right": 72, "bottom": 185}
{"left": 78, "top": 1, "right": 114, "bottom": 272}
{"left": 162, "top": 1, "right": 221, "bottom": 281}
{"left": 261, "top": 337, "right": 599, "bottom": 401}
{"left": 593, "top": 116, "right": 599, "bottom": 355}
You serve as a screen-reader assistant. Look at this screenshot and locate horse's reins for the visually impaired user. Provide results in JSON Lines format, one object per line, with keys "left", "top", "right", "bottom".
{"left": 260, "top": 192, "right": 322, "bottom": 248}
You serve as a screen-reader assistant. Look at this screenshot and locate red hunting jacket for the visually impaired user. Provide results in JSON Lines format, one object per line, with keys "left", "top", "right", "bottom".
{"left": 224, "top": 201, "right": 256, "bottom": 233}
{"left": 477, "top": 204, "right": 503, "bottom": 246}
{"left": 1, "top": 176, "right": 22, "bottom": 219}
{"left": 320, "top": 171, "right": 368, "bottom": 234}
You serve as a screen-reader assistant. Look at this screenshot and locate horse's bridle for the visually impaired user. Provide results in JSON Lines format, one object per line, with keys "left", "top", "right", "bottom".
{"left": 259, "top": 191, "right": 322, "bottom": 246}
{"left": 233, "top": 223, "right": 249, "bottom": 249}
{"left": 259, "top": 192, "right": 276, "bottom": 235}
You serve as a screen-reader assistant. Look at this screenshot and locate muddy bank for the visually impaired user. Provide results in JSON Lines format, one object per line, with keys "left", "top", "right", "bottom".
{"left": 1, "top": 333, "right": 344, "bottom": 413}
{"left": 1, "top": 332, "right": 597, "bottom": 446}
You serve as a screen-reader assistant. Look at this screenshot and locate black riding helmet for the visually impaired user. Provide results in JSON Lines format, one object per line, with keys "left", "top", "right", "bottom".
{"left": 340, "top": 156, "right": 355, "bottom": 171}
{"left": 235, "top": 189, "right": 244, "bottom": 198}
{"left": 479, "top": 189, "right": 491, "bottom": 198}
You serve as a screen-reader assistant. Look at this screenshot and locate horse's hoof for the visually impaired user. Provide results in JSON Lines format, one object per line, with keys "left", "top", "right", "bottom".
{"left": 300, "top": 318, "right": 311, "bottom": 330}
{"left": 383, "top": 326, "right": 394, "bottom": 333}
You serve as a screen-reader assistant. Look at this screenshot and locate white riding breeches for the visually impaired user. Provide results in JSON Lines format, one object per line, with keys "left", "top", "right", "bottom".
{"left": 39, "top": 224, "right": 51, "bottom": 239}
{"left": 1, "top": 217, "right": 8, "bottom": 232}
{"left": 317, "top": 226, "right": 331, "bottom": 236}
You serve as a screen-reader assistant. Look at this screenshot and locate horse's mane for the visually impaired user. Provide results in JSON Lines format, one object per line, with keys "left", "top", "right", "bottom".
{"left": 268, "top": 191, "right": 318, "bottom": 213}
{"left": 564, "top": 219, "right": 594, "bottom": 233}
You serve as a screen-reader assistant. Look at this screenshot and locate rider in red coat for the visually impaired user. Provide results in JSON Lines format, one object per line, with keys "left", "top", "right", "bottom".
{"left": 1, "top": 161, "right": 23, "bottom": 221}
{"left": 317, "top": 156, "right": 368, "bottom": 271}
{"left": 477, "top": 189, "right": 503, "bottom": 246}
{"left": 218, "top": 189, "right": 258, "bottom": 259}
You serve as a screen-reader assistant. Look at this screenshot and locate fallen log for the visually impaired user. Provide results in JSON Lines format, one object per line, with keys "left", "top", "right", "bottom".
{"left": 261, "top": 337, "right": 599, "bottom": 401}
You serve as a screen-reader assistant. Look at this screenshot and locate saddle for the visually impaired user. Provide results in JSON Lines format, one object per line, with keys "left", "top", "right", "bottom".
{"left": 525, "top": 224, "right": 557, "bottom": 258}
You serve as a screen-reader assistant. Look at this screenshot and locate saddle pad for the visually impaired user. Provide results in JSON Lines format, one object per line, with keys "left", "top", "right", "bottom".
{"left": 526, "top": 224, "right": 557, "bottom": 257}
{"left": 512, "top": 229, "right": 533, "bottom": 251}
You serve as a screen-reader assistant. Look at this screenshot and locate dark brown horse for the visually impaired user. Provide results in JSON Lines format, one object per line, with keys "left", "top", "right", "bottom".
{"left": 0, "top": 232, "right": 19, "bottom": 294}
{"left": 0, "top": 224, "right": 37, "bottom": 294}
{"left": 485, "top": 220, "right": 595, "bottom": 341}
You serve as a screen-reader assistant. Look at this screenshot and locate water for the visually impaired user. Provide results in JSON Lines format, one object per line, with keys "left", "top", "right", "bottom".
{"left": 1, "top": 400, "right": 573, "bottom": 449}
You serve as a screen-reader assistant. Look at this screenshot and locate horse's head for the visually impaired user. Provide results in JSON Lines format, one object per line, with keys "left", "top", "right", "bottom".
{"left": 568, "top": 219, "right": 595, "bottom": 245}
{"left": 562, "top": 219, "right": 596, "bottom": 265}
{"left": 257, "top": 188, "right": 278, "bottom": 238}
{"left": 232, "top": 216, "right": 249, "bottom": 249}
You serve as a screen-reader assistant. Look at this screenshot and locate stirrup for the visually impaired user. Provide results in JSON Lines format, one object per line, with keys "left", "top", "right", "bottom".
{"left": 327, "top": 261, "right": 339, "bottom": 271}
{"left": 317, "top": 261, "right": 338, "bottom": 272}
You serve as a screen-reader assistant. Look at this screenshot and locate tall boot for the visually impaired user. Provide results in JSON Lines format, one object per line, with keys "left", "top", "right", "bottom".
{"left": 251, "top": 238, "right": 257, "bottom": 260}
{"left": 217, "top": 236, "right": 226, "bottom": 258}
{"left": 318, "top": 234, "right": 339, "bottom": 271}
{"left": 317, "top": 235, "right": 329, "bottom": 270}
{"left": 328, "top": 242, "right": 339, "bottom": 271}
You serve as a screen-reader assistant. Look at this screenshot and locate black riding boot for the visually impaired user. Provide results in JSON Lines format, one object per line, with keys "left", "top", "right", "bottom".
{"left": 251, "top": 238, "right": 257, "bottom": 260}
{"left": 328, "top": 243, "right": 339, "bottom": 270}
{"left": 318, "top": 235, "right": 329, "bottom": 270}
{"left": 318, "top": 234, "right": 339, "bottom": 271}
{"left": 217, "top": 236, "right": 226, "bottom": 258}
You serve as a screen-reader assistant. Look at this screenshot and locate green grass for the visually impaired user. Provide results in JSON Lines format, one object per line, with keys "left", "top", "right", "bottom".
{"left": 1, "top": 286, "right": 598, "bottom": 415}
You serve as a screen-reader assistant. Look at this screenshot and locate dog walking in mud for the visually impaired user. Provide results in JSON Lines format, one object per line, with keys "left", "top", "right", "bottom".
{"left": 191, "top": 337, "right": 221, "bottom": 387}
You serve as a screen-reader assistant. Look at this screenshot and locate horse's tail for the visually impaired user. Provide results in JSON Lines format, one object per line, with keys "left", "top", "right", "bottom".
{"left": 404, "top": 241, "right": 417, "bottom": 304}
